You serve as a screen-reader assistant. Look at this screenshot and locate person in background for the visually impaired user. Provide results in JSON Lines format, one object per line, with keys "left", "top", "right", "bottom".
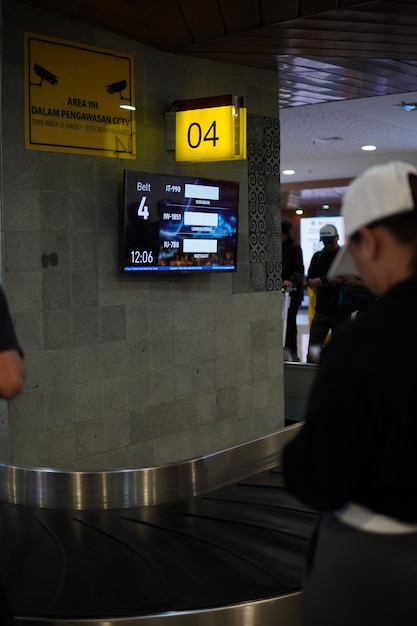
{"left": 306, "top": 224, "right": 350, "bottom": 361}
{"left": 281, "top": 218, "right": 304, "bottom": 361}
{"left": 0, "top": 285, "right": 25, "bottom": 625}
{"left": 282, "top": 161, "right": 417, "bottom": 626}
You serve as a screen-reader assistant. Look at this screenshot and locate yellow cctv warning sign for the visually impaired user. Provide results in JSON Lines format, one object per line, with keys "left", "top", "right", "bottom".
{"left": 24, "top": 33, "right": 136, "bottom": 159}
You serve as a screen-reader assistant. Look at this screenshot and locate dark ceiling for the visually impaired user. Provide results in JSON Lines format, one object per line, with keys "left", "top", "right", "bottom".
{"left": 21, "top": 0, "right": 417, "bottom": 108}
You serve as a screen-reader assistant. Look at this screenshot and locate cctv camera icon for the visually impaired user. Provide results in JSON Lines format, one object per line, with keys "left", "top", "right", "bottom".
{"left": 106, "top": 79, "right": 130, "bottom": 100}
{"left": 32, "top": 63, "right": 59, "bottom": 87}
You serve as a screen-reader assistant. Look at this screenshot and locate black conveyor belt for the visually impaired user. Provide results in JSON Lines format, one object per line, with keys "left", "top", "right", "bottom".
{"left": 0, "top": 468, "right": 316, "bottom": 620}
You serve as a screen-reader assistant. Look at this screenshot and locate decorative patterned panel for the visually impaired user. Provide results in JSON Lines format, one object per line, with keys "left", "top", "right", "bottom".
{"left": 247, "top": 114, "right": 281, "bottom": 292}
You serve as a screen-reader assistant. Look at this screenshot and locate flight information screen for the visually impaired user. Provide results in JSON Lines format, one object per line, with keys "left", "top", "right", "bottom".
{"left": 122, "top": 170, "right": 239, "bottom": 273}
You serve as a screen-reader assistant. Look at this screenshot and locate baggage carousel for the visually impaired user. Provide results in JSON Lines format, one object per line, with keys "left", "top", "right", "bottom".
{"left": 0, "top": 423, "right": 316, "bottom": 626}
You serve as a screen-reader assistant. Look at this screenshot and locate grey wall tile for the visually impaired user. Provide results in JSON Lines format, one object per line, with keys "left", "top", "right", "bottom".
{"left": 69, "top": 192, "right": 97, "bottom": 232}
{"left": 39, "top": 153, "right": 70, "bottom": 192}
{"left": 22, "top": 350, "right": 45, "bottom": 394}
{"left": 13, "top": 311, "right": 44, "bottom": 351}
{"left": 48, "top": 423, "right": 77, "bottom": 468}
{"left": 102, "top": 414, "right": 129, "bottom": 451}
{"left": 76, "top": 417, "right": 103, "bottom": 459}
{"left": 73, "top": 306, "right": 99, "bottom": 346}
{"left": 104, "top": 447, "right": 130, "bottom": 469}
{"left": 100, "top": 378, "right": 127, "bottom": 417}
{"left": 2, "top": 141, "right": 40, "bottom": 191}
{"left": 150, "top": 369, "right": 174, "bottom": 405}
{"left": 150, "top": 331, "right": 172, "bottom": 368}
{"left": 5, "top": 271, "right": 42, "bottom": 312}
{"left": 40, "top": 192, "right": 71, "bottom": 232}
{"left": 127, "top": 370, "right": 151, "bottom": 410}
{"left": 41, "top": 232, "right": 71, "bottom": 271}
{"left": 173, "top": 328, "right": 214, "bottom": 366}
{"left": 42, "top": 271, "right": 72, "bottom": 310}
{"left": 43, "top": 309, "right": 73, "bottom": 349}
{"left": 12, "top": 429, "right": 48, "bottom": 466}
{"left": 43, "top": 348, "right": 74, "bottom": 388}
{"left": 75, "top": 380, "right": 103, "bottom": 422}
{"left": 128, "top": 441, "right": 154, "bottom": 468}
{"left": 45, "top": 386, "right": 75, "bottom": 428}
{"left": 130, "top": 409, "right": 153, "bottom": 444}
{"left": 4, "top": 232, "right": 41, "bottom": 272}
{"left": 0, "top": 434, "right": 11, "bottom": 462}
{"left": 73, "top": 344, "right": 101, "bottom": 384}
{"left": 99, "top": 305, "right": 126, "bottom": 342}
{"left": 70, "top": 233, "right": 98, "bottom": 270}
{"left": 99, "top": 341, "right": 127, "bottom": 379}
{"left": 3, "top": 188, "right": 40, "bottom": 231}
{"left": 72, "top": 271, "right": 98, "bottom": 307}
{"left": 76, "top": 453, "right": 104, "bottom": 471}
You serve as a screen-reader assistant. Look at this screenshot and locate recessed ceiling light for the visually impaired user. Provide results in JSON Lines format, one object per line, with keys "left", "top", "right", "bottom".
{"left": 322, "top": 204, "right": 329, "bottom": 209}
{"left": 295, "top": 209, "right": 303, "bottom": 215}
{"left": 282, "top": 169, "right": 295, "bottom": 175}
{"left": 361, "top": 145, "right": 376, "bottom": 151}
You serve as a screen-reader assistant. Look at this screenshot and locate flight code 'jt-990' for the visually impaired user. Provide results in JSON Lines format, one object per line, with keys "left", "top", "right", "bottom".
{"left": 165, "top": 184, "right": 182, "bottom": 193}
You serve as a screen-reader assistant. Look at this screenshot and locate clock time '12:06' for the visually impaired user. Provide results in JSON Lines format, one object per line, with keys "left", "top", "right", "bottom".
{"left": 130, "top": 250, "right": 154, "bottom": 264}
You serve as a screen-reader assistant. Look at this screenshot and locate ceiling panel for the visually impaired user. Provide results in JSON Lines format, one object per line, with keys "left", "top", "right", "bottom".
{"left": 177, "top": 0, "right": 225, "bottom": 43}
{"left": 18, "top": 0, "right": 417, "bottom": 192}
{"left": 20, "top": 0, "right": 417, "bottom": 107}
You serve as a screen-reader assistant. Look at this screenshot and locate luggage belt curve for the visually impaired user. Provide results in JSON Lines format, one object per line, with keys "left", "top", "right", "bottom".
{"left": 0, "top": 424, "right": 316, "bottom": 626}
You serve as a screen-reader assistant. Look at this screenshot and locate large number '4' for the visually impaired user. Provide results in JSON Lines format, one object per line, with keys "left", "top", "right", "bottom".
{"left": 137, "top": 196, "right": 149, "bottom": 220}
{"left": 204, "top": 121, "right": 219, "bottom": 146}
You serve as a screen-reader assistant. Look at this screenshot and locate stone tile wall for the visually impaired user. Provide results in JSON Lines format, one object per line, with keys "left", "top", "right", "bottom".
{"left": 0, "top": 0, "right": 284, "bottom": 470}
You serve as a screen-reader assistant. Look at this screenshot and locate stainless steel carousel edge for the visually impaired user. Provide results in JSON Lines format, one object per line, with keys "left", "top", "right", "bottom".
{"left": 0, "top": 424, "right": 302, "bottom": 510}
{"left": 15, "top": 592, "right": 303, "bottom": 626}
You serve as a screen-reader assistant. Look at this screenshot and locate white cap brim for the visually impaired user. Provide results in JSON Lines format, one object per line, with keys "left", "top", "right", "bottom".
{"left": 327, "top": 246, "right": 359, "bottom": 278}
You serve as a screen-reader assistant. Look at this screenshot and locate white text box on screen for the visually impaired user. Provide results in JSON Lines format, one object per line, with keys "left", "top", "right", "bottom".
{"left": 184, "top": 184, "right": 220, "bottom": 200}
{"left": 184, "top": 212, "right": 218, "bottom": 227}
{"left": 183, "top": 239, "right": 218, "bottom": 253}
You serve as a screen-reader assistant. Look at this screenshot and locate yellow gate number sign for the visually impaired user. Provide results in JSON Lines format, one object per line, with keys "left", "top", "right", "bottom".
{"left": 175, "top": 95, "right": 246, "bottom": 162}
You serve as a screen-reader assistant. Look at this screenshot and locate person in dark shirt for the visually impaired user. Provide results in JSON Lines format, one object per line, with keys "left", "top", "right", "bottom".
{"left": 283, "top": 161, "right": 417, "bottom": 626}
{"left": 306, "top": 224, "right": 350, "bottom": 361}
{"left": 281, "top": 218, "right": 304, "bottom": 360}
{"left": 0, "top": 286, "right": 25, "bottom": 625}
{"left": 0, "top": 287, "right": 25, "bottom": 399}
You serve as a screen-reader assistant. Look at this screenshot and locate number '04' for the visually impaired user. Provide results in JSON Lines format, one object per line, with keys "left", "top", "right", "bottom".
{"left": 187, "top": 121, "right": 219, "bottom": 149}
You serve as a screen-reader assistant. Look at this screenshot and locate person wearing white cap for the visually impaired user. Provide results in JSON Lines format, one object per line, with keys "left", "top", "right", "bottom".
{"left": 306, "top": 223, "right": 351, "bottom": 361}
{"left": 282, "top": 161, "right": 417, "bottom": 625}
